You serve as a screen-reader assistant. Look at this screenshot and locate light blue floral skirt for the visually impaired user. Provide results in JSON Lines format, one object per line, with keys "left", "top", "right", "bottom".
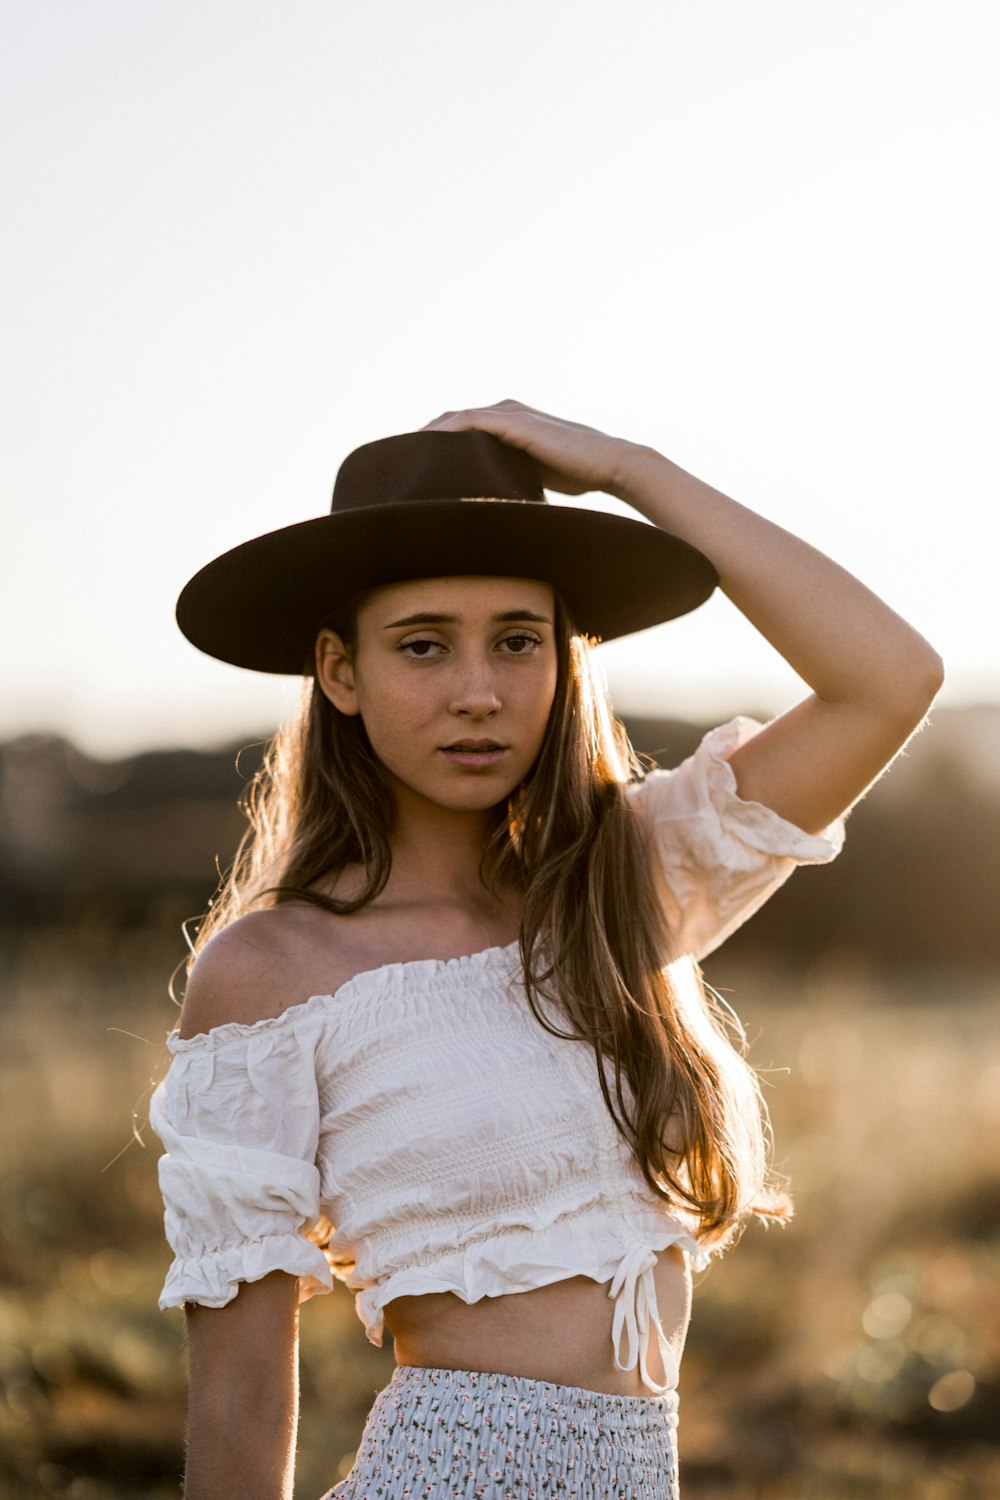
{"left": 323, "top": 1364, "right": 679, "bottom": 1499}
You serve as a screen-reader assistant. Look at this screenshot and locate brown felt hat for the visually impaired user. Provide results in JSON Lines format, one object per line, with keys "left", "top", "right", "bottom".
{"left": 176, "top": 429, "right": 718, "bottom": 674}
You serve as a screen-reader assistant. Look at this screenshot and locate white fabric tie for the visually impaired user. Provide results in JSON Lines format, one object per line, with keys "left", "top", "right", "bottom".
{"left": 608, "top": 1245, "right": 679, "bottom": 1395}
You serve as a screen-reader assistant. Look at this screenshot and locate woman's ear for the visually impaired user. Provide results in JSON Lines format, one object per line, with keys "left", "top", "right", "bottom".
{"left": 316, "top": 629, "right": 361, "bottom": 715}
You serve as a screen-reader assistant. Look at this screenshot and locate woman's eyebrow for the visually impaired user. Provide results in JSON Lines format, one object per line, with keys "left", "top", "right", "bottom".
{"left": 383, "top": 609, "right": 553, "bottom": 629}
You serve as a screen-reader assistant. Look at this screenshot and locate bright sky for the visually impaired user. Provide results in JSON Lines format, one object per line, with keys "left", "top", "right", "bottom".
{"left": 3, "top": 0, "right": 997, "bottom": 758}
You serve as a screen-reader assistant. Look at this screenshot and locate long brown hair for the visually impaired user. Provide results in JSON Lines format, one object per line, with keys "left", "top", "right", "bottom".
{"left": 191, "top": 593, "right": 789, "bottom": 1249}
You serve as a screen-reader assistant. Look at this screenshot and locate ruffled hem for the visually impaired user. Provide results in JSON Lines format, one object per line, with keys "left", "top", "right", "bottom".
{"left": 349, "top": 1211, "right": 711, "bottom": 1348}
{"left": 158, "top": 1232, "right": 334, "bottom": 1311}
{"left": 701, "top": 717, "right": 846, "bottom": 861}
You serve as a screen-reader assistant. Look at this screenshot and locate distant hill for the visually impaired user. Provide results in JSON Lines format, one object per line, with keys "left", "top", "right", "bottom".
{"left": 1, "top": 707, "right": 996, "bottom": 967}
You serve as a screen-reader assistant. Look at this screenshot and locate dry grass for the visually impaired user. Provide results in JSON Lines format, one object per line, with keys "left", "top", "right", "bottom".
{"left": 1, "top": 927, "right": 997, "bottom": 1499}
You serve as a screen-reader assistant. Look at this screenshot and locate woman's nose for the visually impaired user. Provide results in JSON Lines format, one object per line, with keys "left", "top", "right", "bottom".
{"left": 449, "top": 657, "right": 501, "bottom": 716}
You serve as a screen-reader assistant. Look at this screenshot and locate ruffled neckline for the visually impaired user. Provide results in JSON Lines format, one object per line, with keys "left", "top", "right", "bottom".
{"left": 166, "top": 939, "right": 522, "bottom": 1052}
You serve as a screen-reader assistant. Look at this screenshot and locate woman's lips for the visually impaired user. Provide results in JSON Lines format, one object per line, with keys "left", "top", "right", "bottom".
{"left": 440, "top": 743, "right": 507, "bottom": 770}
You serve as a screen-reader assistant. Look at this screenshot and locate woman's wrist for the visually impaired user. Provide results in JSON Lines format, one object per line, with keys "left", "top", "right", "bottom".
{"left": 605, "top": 443, "right": 681, "bottom": 507}
{"left": 605, "top": 444, "right": 724, "bottom": 541}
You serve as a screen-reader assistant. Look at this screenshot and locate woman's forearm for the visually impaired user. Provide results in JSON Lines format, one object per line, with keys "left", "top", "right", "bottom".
{"left": 183, "top": 1276, "right": 300, "bottom": 1500}
{"left": 184, "top": 1381, "right": 298, "bottom": 1500}
{"left": 610, "top": 444, "right": 944, "bottom": 721}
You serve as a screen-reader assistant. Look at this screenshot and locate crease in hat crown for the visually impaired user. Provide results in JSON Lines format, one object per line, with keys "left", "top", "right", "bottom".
{"left": 175, "top": 427, "right": 719, "bottom": 675}
{"left": 329, "top": 430, "right": 546, "bottom": 513}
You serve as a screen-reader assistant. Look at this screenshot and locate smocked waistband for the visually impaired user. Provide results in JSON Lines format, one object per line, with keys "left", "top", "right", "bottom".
{"left": 390, "top": 1363, "right": 679, "bottom": 1427}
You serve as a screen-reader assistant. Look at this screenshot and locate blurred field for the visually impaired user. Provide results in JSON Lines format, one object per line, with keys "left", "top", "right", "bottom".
{"left": 1, "top": 923, "right": 998, "bottom": 1500}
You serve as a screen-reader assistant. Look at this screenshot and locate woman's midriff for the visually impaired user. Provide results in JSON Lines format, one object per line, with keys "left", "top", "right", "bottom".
{"left": 383, "top": 1245, "right": 692, "bottom": 1396}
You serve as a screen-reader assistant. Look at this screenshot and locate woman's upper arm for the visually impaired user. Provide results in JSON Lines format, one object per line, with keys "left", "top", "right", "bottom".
{"left": 724, "top": 689, "right": 937, "bottom": 837}
{"left": 151, "top": 918, "right": 334, "bottom": 1314}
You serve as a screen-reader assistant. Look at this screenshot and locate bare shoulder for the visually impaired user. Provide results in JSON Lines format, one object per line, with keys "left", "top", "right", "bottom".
{"left": 177, "top": 906, "right": 340, "bottom": 1040}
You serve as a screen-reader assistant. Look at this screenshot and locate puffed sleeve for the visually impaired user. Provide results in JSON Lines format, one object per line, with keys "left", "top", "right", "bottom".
{"left": 149, "top": 1008, "right": 334, "bottom": 1311}
{"left": 627, "top": 716, "right": 846, "bottom": 961}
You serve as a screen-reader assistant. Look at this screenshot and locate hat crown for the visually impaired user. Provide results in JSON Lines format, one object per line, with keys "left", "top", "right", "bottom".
{"left": 331, "top": 430, "right": 546, "bottom": 514}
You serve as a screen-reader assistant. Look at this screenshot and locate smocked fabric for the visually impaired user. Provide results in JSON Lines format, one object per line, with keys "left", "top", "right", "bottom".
{"left": 151, "top": 717, "right": 844, "bottom": 1393}
{"left": 322, "top": 1365, "right": 679, "bottom": 1499}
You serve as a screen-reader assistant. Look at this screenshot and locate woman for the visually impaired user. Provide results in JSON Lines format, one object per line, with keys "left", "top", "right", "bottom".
{"left": 151, "top": 401, "right": 942, "bottom": 1500}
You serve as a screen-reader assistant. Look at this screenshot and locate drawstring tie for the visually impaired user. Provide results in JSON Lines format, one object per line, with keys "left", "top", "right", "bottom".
{"left": 608, "top": 1245, "right": 679, "bottom": 1395}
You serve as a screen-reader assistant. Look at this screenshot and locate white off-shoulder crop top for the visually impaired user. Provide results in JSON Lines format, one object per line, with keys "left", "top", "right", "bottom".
{"left": 151, "top": 718, "right": 844, "bottom": 1393}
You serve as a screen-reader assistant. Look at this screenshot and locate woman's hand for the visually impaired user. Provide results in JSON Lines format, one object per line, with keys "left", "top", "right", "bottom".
{"left": 420, "top": 399, "right": 647, "bottom": 498}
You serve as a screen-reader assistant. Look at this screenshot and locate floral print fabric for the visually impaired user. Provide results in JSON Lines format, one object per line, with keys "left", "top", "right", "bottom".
{"left": 323, "top": 1365, "right": 679, "bottom": 1499}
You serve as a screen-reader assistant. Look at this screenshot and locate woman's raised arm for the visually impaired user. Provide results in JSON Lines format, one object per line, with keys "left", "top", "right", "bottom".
{"left": 423, "top": 401, "right": 945, "bottom": 833}
{"left": 183, "top": 1272, "right": 301, "bottom": 1500}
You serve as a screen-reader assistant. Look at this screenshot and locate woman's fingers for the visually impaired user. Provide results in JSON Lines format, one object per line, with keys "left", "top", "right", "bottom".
{"left": 419, "top": 400, "right": 532, "bottom": 434}
{"left": 417, "top": 401, "right": 639, "bottom": 497}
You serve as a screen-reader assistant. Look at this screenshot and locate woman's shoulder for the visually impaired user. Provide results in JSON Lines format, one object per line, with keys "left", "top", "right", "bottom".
{"left": 176, "top": 905, "right": 355, "bottom": 1040}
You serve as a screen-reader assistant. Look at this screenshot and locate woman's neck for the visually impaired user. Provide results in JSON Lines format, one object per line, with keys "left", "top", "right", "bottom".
{"left": 386, "top": 804, "right": 501, "bottom": 909}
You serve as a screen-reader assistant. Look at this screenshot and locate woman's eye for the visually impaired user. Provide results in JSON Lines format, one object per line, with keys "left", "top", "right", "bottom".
{"left": 501, "top": 634, "right": 541, "bottom": 655}
{"left": 399, "top": 638, "right": 444, "bottom": 658}
{"left": 398, "top": 633, "right": 541, "bottom": 658}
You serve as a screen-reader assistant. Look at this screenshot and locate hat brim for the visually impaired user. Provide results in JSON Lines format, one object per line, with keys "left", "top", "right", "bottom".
{"left": 176, "top": 499, "right": 718, "bottom": 674}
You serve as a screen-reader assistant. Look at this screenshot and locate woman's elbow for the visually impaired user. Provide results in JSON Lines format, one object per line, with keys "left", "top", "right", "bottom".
{"left": 910, "top": 642, "right": 946, "bottom": 711}
{"left": 881, "top": 642, "right": 945, "bottom": 734}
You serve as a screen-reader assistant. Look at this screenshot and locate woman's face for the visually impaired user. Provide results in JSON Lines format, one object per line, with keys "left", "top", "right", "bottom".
{"left": 316, "top": 575, "right": 559, "bottom": 821}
